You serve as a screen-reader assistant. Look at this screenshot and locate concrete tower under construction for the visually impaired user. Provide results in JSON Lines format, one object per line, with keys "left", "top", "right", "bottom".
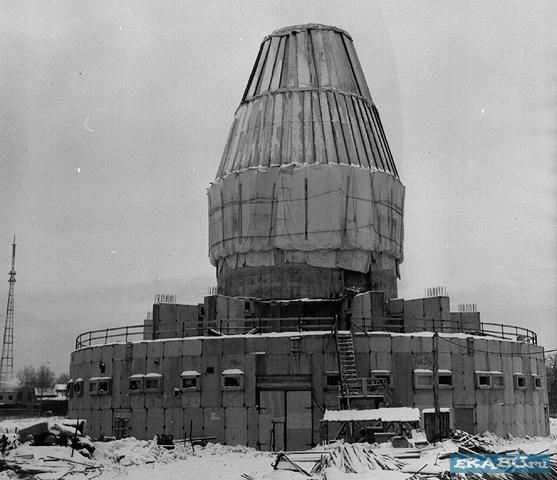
{"left": 67, "top": 25, "right": 550, "bottom": 446}
{"left": 209, "top": 24, "right": 404, "bottom": 300}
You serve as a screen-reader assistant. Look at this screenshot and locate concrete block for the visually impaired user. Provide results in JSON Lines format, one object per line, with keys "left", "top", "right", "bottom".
{"left": 245, "top": 336, "right": 268, "bottom": 353}
{"left": 460, "top": 312, "right": 480, "bottom": 331}
{"left": 164, "top": 407, "right": 183, "bottom": 438}
{"left": 89, "top": 409, "right": 100, "bottom": 439}
{"left": 222, "top": 354, "right": 244, "bottom": 370}
{"left": 369, "top": 334, "right": 391, "bottom": 353}
{"left": 423, "top": 296, "right": 450, "bottom": 321}
{"left": 375, "top": 352, "right": 392, "bottom": 371}
{"left": 403, "top": 299, "right": 424, "bottom": 332}
{"left": 244, "top": 356, "right": 256, "bottom": 407}
{"left": 203, "top": 408, "right": 224, "bottom": 442}
{"left": 225, "top": 407, "right": 247, "bottom": 445}
{"left": 388, "top": 298, "right": 404, "bottom": 315}
{"left": 182, "top": 355, "right": 202, "bottom": 373}
{"left": 112, "top": 344, "right": 127, "bottom": 361}
{"left": 392, "top": 352, "right": 413, "bottom": 406}
{"left": 223, "top": 390, "right": 244, "bottom": 407}
{"left": 487, "top": 354, "right": 502, "bottom": 372}
{"left": 163, "top": 339, "right": 181, "bottom": 357}
{"left": 202, "top": 355, "right": 221, "bottom": 376}
{"left": 183, "top": 338, "right": 202, "bottom": 356}
{"left": 183, "top": 407, "right": 203, "bottom": 438}
{"left": 200, "top": 374, "right": 220, "bottom": 407}
{"left": 247, "top": 407, "right": 259, "bottom": 448}
{"left": 181, "top": 391, "right": 200, "bottom": 408}
{"left": 145, "top": 408, "right": 164, "bottom": 438}
{"left": 392, "top": 336, "right": 411, "bottom": 352}
{"left": 268, "top": 337, "right": 291, "bottom": 354}
{"left": 264, "top": 354, "right": 289, "bottom": 375}
{"left": 354, "top": 353, "right": 369, "bottom": 377}
{"left": 131, "top": 358, "right": 146, "bottom": 374}
{"left": 473, "top": 353, "right": 488, "bottom": 372}
{"left": 476, "top": 404, "right": 489, "bottom": 433}
{"left": 323, "top": 353, "right": 337, "bottom": 372}
{"left": 131, "top": 343, "right": 147, "bottom": 359}
{"left": 130, "top": 392, "right": 145, "bottom": 410}
{"left": 223, "top": 337, "right": 245, "bottom": 355}
{"left": 353, "top": 335, "right": 368, "bottom": 352}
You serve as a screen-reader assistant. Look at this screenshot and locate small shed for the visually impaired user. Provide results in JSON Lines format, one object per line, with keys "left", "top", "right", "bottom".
{"left": 320, "top": 408, "right": 421, "bottom": 444}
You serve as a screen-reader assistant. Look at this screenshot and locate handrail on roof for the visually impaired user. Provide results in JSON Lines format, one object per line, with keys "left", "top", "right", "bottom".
{"left": 75, "top": 317, "right": 538, "bottom": 350}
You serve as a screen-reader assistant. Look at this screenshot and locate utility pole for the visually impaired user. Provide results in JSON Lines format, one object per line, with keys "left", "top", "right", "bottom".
{"left": 0, "top": 236, "right": 16, "bottom": 386}
{"left": 432, "top": 331, "right": 440, "bottom": 443}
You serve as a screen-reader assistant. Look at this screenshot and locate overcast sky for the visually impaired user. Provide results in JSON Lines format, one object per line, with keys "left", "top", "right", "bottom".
{"left": 0, "top": 1, "right": 555, "bottom": 374}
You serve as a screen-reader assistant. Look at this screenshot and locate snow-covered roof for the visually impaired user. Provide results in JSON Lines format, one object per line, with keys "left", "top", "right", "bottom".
{"left": 129, "top": 374, "right": 145, "bottom": 379}
{"left": 181, "top": 370, "right": 201, "bottom": 377}
{"left": 370, "top": 370, "right": 392, "bottom": 374}
{"left": 222, "top": 369, "right": 244, "bottom": 375}
{"left": 145, "top": 373, "right": 162, "bottom": 378}
{"left": 475, "top": 370, "right": 503, "bottom": 375}
{"left": 89, "top": 376, "right": 111, "bottom": 381}
{"left": 322, "top": 407, "right": 420, "bottom": 423}
{"left": 421, "top": 408, "right": 451, "bottom": 414}
{"left": 413, "top": 369, "right": 432, "bottom": 374}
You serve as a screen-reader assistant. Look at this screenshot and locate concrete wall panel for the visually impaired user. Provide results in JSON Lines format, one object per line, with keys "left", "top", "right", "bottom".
{"left": 247, "top": 406, "right": 259, "bottom": 448}
{"left": 146, "top": 408, "right": 164, "bottom": 438}
{"left": 201, "top": 374, "right": 221, "bottom": 407}
{"left": 225, "top": 407, "right": 247, "bottom": 445}
{"left": 183, "top": 407, "right": 203, "bottom": 438}
{"left": 245, "top": 336, "right": 269, "bottom": 353}
{"left": 203, "top": 408, "right": 225, "bottom": 442}
{"left": 369, "top": 334, "right": 391, "bottom": 353}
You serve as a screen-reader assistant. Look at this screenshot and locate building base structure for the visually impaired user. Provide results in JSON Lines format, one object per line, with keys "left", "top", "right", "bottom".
{"left": 68, "top": 294, "right": 550, "bottom": 447}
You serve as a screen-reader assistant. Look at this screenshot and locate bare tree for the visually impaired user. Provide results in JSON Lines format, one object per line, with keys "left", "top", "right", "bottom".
{"left": 16, "top": 364, "right": 56, "bottom": 412}
{"left": 56, "top": 373, "right": 70, "bottom": 384}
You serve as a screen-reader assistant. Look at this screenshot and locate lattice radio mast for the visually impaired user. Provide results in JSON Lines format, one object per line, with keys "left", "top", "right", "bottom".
{"left": 0, "top": 236, "right": 16, "bottom": 386}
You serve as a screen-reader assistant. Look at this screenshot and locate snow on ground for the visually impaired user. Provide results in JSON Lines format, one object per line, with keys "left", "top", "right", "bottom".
{"left": 0, "top": 417, "right": 555, "bottom": 479}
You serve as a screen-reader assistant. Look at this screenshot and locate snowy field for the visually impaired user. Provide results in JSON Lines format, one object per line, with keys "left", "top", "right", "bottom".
{"left": 0, "top": 417, "right": 555, "bottom": 479}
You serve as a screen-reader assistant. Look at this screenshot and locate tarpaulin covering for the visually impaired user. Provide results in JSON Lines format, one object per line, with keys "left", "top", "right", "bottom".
{"left": 208, "top": 163, "right": 404, "bottom": 273}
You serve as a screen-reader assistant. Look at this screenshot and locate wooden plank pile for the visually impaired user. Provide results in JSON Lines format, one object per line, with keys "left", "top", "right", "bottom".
{"left": 312, "top": 444, "right": 406, "bottom": 474}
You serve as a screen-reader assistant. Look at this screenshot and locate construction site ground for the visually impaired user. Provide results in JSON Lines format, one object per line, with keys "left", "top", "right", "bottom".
{"left": 0, "top": 416, "right": 555, "bottom": 479}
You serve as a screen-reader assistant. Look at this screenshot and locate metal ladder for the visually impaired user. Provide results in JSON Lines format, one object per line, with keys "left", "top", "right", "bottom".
{"left": 335, "top": 331, "right": 362, "bottom": 407}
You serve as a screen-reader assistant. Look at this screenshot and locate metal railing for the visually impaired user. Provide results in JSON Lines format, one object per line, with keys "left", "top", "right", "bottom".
{"left": 75, "top": 316, "right": 336, "bottom": 349}
{"left": 75, "top": 316, "right": 537, "bottom": 349}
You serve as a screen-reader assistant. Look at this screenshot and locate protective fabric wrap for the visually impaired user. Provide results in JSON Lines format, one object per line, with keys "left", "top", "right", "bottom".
{"left": 208, "top": 163, "right": 404, "bottom": 273}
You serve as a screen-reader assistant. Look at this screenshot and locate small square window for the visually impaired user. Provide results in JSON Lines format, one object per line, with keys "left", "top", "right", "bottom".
{"left": 145, "top": 379, "right": 159, "bottom": 390}
{"left": 514, "top": 374, "right": 527, "bottom": 390}
{"left": 74, "top": 379, "right": 83, "bottom": 397}
{"left": 221, "top": 369, "right": 244, "bottom": 391}
{"left": 89, "top": 381, "right": 97, "bottom": 394}
{"left": 439, "top": 374, "right": 453, "bottom": 387}
{"left": 182, "top": 377, "right": 197, "bottom": 389}
{"left": 476, "top": 372, "right": 492, "bottom": 389}
{"left": 325, "top": 371, "right": 340, "bottom": 389}
{"left": 129, "top": 376, "right": 143, "bottom": 392}
{"left": 532, "top": 375, "right": 542, "bottom": 389}
{"left": 206, "top": 367, "right": 215, "bottom": 374}
{"left": 144, "top": 374, "right": 162, "bottom": 392}
{"left": 492, "top": 374, "right": 504, "bottom": 389}
{"left": 224, "top": 377, "right": 240, "bottom": 388}
{"left": 414, "top": 370, "right": 433, "bottom": 389}
{"left": 180, "top": 371, "right": 201, "bottom": 391}
{"left": 98, "top": 380, "right": 111, "bottom": 395}
{"left": 8, "top": 395, "right": 12, "bottom": 401}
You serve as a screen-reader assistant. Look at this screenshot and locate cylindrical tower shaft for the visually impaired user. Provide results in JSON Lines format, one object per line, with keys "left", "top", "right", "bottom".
{"left": 208, "top": 25, "right": 404, "bottom": 300}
